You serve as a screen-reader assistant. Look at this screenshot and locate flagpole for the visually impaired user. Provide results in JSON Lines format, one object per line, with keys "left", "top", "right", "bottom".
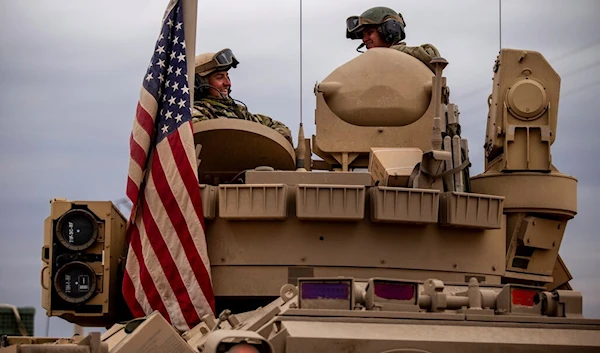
{"left": 183, "top": 0, "right": 198, "bottom": 104}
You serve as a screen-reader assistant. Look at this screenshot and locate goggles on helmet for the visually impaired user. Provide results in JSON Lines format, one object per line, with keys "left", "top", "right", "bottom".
{"left": 197, "top": 48, "right": 239, "bottom": 75}
{"left": 346, "top": 16, "right": 382, "bottom": 33}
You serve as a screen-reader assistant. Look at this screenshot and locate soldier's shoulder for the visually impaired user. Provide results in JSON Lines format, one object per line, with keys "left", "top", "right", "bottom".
{"left": 235, "top": 102, "right": 249, "bottom": 114}
{"left": 391, "top": 41, "right": 440, "bottom": 56}
{"left": 390, "top": 41, "right": 441, "bottom": 72}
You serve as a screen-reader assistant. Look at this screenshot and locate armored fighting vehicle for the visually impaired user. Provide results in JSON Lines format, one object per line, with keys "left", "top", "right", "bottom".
{"left": 2, "top": 47, "right": 599, "bottom": 352}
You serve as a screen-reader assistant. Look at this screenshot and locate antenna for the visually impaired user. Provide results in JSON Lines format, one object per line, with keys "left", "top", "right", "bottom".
{"left": 299, "top": 0, "right": 303, "bottom": 125}
{"left": 499, "top": 0, "right": 502, "bottom": 51}
{"left": 295, "top": 0, "right": 307, "bottom": 171}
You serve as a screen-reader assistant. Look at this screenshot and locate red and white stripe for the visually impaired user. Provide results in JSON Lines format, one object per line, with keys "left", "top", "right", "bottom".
{"left": 123, "top": 87, "right": 215, "bottom": 331}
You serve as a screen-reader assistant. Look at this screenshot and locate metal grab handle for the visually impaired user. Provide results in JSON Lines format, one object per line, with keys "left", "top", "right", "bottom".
{"left": 42, "top": 245, "right": 50, "bottom": 262}
{"left": 41, "top": 265, "right": 50, "bottom": 290}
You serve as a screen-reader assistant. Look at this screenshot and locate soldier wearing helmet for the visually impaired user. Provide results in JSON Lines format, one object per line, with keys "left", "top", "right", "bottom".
{"left": 346, "top": 6, "right": 441, "bottom": 72}
{"left": 192, "top": 49, "right": 293, "bottom": 144}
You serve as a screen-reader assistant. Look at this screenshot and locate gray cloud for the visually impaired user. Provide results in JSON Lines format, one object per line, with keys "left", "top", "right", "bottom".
{"left": 0, "top": 0, "right": 598, "bottom": 338}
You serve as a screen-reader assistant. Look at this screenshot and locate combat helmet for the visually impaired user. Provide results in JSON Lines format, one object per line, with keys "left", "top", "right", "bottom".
{"left": 194, "top": 48, "right": 239, "bottom": 99}
{"left": 194, "top": 48, "right": 239, "bottom": 77}
{"left": 346, "top": 6, "right": 406, "bottom": 44}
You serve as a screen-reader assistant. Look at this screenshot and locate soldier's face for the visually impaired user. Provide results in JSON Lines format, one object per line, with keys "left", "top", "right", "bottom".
{"left": 362, "top": 27, "right": 389, "bottom": 49}
{"left": 207, "top": 71, "right": 231, "bottom": 98}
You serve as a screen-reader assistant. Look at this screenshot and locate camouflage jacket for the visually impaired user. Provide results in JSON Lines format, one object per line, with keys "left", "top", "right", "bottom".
{"left": 192, "top": 97, "right": 292, "bottom": 144}
{"left": 390, "top": 42, "right": 441, "bottom": 73}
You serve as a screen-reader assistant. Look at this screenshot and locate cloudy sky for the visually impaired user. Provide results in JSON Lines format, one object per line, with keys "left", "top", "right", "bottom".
{"left": 0, "top": 0, "right": 598, "bottom": 338}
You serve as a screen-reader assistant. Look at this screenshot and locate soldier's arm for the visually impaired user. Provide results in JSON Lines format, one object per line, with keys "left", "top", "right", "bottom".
{"left": 421, "top": 43, "right": 440, "bottom": 57}
{"left": 390, "top": 42, "right": 441, "bottom": 73}
{"left": 253, "top": 113, "right": 293, "bottom": 145}
{"left": 237, "top": 104, "right": 293, "bottom": 144}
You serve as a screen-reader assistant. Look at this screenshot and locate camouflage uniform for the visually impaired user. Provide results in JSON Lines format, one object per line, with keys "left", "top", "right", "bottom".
{"left": 390, "top": 42, "right": 441, "bottom": 73}
{"left": 192, "top": 97, "right": 293, "bottom": 144}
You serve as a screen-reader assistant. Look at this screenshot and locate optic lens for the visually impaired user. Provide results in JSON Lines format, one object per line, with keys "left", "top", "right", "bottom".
{"left": 301, "top": 282, "right": 350, "bottom": 300}
{"left": 227, "top": 343, "right": 260, "bottom": 353}
{"left": 54, "top": 261, "right": 97, "bottom": 303}
{"left": 373, "top": 281, "right": 415, "bottom": 301}
{"left": 511, "top": 288, "right": 538, "bottom": 307}
{"left": 56, "top": 209, "right": 98, "bottom": 251}
{"left": 346, "top": 16, "right": 360, "bottom": 31}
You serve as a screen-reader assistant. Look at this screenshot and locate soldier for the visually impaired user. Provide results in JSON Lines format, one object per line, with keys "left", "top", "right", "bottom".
{"left": 345, "top": 6, "right": 440, "bottom": 72}
{"left": 192, "top": 49, "right": 293, "bottom": 144}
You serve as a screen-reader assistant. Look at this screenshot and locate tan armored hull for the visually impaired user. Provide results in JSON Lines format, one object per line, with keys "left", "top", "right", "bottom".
{"left": 7, "top": 47, "right": 598, "bottom": 353}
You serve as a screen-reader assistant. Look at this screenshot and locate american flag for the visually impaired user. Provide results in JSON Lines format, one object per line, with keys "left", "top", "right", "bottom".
{"left": 122, "top": 0, "right": 215, "bottom": 331}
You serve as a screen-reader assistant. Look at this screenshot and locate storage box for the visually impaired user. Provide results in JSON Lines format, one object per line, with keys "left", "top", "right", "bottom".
{"left": 296, "top": 184, "right": 365, "bottom": 221}
{"left": 368, "top": 148, "right": 423, "bottom": 187}
{"left": 371, "top": 186, "right": 439, "bottom": 224}
{"left": 219, "top": 184, "right": 287, "bottom": 220}
{"left": 439, "top": 192, "right": 504, "bottom": 229}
